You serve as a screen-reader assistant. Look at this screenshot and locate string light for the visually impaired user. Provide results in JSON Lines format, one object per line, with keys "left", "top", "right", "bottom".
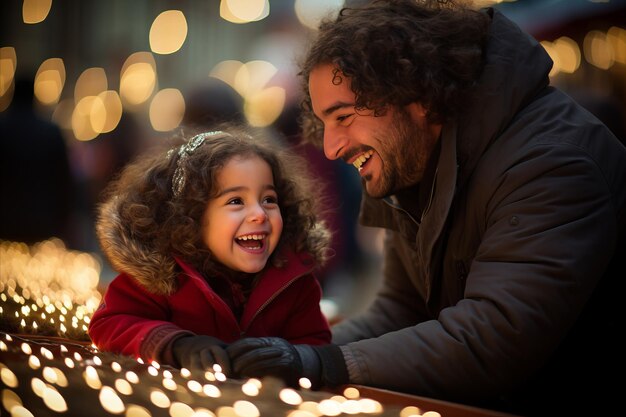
{"left": 0, "top": 239, "right": 443, "bottom": 417}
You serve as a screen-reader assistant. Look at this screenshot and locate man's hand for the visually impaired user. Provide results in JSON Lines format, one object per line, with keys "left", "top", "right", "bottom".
{"left": 227, "top": 337, "right": 321, "bottom": 388}
{"left": 172, "top": 335, "right": 231, "bottom": 375}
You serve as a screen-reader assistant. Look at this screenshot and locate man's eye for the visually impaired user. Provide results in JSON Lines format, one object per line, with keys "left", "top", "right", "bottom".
{"left": 337, "top": 114, "right": 353, "bottom": 123}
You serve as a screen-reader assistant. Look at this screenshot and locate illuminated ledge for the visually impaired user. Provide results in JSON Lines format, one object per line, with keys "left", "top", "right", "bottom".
{"left": 0, "top": 332, "right": 523, "bottom": 417}
{"left": 0, "top": 332, "right": 409, "bottom": 417}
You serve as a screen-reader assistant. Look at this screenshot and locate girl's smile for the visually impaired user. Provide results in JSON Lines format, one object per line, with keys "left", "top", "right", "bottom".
{"left": 202, "top": 155, "right": 283, "bottom": 273}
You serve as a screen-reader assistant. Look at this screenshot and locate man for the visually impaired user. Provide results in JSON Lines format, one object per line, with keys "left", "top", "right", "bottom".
{"left": 226, "top": 1, "right": 626, "bottom": 415}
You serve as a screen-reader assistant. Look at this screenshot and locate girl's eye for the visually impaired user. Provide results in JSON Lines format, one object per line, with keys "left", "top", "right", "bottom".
{"left": 227, "top": 198, "right": 243, "bottom": 205}
{"left": 263, "top": 195, "right": 278, "bottom": 205}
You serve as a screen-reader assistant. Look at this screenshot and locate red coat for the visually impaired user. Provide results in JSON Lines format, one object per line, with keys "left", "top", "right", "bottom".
{"left": 88, "top": 251, "right": 330, "bottom": 363}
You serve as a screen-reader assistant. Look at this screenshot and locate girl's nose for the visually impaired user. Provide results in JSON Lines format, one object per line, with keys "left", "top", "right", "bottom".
{"left": 248, "top": 204, "right": 268, "bottom": 223}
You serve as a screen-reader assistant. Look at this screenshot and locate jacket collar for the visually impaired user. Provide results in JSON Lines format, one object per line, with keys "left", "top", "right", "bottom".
{"left": 175, "top": 250, "right": 315, "bottom": 328}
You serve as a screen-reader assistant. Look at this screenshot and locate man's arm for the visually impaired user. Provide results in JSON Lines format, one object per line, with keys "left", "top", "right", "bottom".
{"left": 332, "top": 230, "right": 430, "bottom": 344}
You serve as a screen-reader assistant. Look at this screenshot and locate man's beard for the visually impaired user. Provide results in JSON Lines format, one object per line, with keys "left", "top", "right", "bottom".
{"left": 365, "top": 108, "right": 436, "bottom": 198}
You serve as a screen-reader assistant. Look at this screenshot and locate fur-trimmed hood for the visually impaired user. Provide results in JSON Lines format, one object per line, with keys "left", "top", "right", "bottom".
{"left": 96, "top": 197, "right": 178, "bottom": 296}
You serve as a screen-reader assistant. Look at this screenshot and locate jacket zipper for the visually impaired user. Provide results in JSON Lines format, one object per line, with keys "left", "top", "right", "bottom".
{"left": 383, "top": 168, "right": 438, "bottom": 226}
{"left": 240, "top": 272, "right": 306, "bottom": 335}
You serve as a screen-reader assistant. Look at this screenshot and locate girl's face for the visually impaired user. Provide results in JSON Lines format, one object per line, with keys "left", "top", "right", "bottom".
{"left": 201, "top": 155, "right": 283, "bottom": 274}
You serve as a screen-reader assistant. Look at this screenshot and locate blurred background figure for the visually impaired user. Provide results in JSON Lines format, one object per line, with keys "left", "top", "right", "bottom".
{"left": 0, "top": 76, "right": 76, "bottom": 246}
{"left": 183, "top": 76, "right": 245, "bottom": 129}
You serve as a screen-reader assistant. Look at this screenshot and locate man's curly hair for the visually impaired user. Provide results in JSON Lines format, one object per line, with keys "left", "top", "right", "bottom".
{"left": 97, "top": 124, "right": 331, "bottom": 280}
{"left": 299, "top": 0, "right": 490, "bottom": 145}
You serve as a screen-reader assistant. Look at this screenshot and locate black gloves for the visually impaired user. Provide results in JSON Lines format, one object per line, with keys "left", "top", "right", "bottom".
{"left": 227, "top": 337, "right": 349, "bottom": 389}
{"left": 172, "top": 335, "right": 231, "bottom": 375}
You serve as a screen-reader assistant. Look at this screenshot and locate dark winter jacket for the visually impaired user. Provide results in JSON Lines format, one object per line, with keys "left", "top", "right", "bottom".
{"left": 332, "top": 9, "right": 626, "bottom": 416}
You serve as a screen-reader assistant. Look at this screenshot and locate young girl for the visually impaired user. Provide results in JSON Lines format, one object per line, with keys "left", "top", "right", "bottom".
{"left": 88, "top": 125, "right": 332, "bottom": 374}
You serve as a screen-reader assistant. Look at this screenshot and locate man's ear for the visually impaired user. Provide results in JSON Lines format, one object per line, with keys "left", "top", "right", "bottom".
{"left": 405, "top": 102, "right": 428, "bottom": 120}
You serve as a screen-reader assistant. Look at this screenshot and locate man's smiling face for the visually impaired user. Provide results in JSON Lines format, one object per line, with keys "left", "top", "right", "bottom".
{"left": 308, "top": 63, "right": 441, "bottom": 198}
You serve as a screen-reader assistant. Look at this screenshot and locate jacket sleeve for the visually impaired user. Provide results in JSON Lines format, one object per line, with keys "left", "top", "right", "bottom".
{"left": 88, "top": 273, "right": 191, "bottom": 363}
{"left": 280, "top": 274, "right": 332, "bottom": 345}
{"left": 332, "top": 229, "right": 430, "bottom": 345}
{"left": 336, "top": 141, "right": 623, "bottom": 403}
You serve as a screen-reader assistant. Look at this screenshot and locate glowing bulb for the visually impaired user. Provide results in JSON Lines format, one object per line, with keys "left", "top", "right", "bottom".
{"left": 203, "top": 384, "right": 221, "bottom": 398}
{"left": 28, "top": 355, "right": 41, "bottom": 369}
{"left": 233, "top": 400, "right": 259, "bottom": 417}
{"left": 115, "top": 378, "right": 133, "bottom": 395}
{"left": 100, "top": 386, "right": 125, "bottom": 414}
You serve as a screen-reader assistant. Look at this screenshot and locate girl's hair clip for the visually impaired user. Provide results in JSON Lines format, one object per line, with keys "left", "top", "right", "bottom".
{"left": 170, "top": 131, "right": 226, "bottom": 197}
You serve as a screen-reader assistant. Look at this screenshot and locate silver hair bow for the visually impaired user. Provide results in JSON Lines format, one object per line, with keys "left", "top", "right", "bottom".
{"left": 169, "top": 131, "right": 224, "bottom": 197}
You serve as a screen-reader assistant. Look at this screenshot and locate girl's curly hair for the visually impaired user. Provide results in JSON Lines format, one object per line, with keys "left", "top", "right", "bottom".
{"left": 299, "top": 0, "right": 490, "bottom": 145}
{"left": 98, "top": 124, "right": 331, "bottom": 279}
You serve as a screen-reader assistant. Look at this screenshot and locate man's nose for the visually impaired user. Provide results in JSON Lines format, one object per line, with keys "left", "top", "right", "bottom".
{"left": 323, "top": 126, "right": 346, "bottom": 160}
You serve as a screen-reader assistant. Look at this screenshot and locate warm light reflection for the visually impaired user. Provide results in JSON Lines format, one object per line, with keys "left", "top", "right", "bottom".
{"left": 96, "top": 90, "right": 123, "bottom": 133}
{"left": 298, "top": 377, "right": 312, "bottom": 389}
{"left": 216, "top": 406, "right": 237, "bottom": 417}
{"left": 42, "top": 386, "right": 67, "bottom": 412}
{"left": 242, "top": 380, "right": 259, "bottom": 396}
{"left": 607, "top": 26, "right": 626, "bottom": 65}
{"left": 203, "top": 383, "right": 221, "bottom": 398}
{"left": 317, "top": 399, "right": 341, "bottom": 416}
{"left": 358, "top": 398, "right": 383, "bottom": 414}
{"left": 23, "top": 0, "right": 52, "bottom": 24}
{"left": 294, "top": 0, "right": 343, "bottom": 30}
{"left": 150, "top": 389, "right": 171, "bottom": 408}
{"left": 74, "top": 67, "right": 108, "bottom": 103}
{"left": 115, "top": 378, "right": 133, "bottom": 395}
{"left": 400, "top": 406, "right": 422, "bottom": 417}
{"left": 150, "top": 10, "right": 188, "bottom": 55}
{"left": 472, "top": 0, "right": 518, "bottom": 7}
{"left": 209, "top": 61, "right": 244, "bottom": 90}
{"left": 72, "top": 96, "right": 100, "bottom": 141}
{"left": 100, "top": 386, "right": 125, "bottom": 414}
{"left": 120, "top": 53, "right": 157, "bottom": 108}
{"left": 287, "top": 411, "right": 317, "bottom": 417}
{"left": 126, "top": 404, "right": 152, "bottom": 417}
{"left": 1, "top": 389, "right": 23, "bottom": 413}
{"left": 541, "top": 36, "right": 581, "bottom": 76}
{"left": 1, "top": 367, "right": 18, "bottom": 388}
{"left": 233, "top": 400, "right": 260, "bottom": 417}
{"left": 169, "top": 401, "right": 194, "bottom": 417}
{"left": 280, "top": 388, "right": 303, "bottom": 406}
{"left": 244, "top": 86, "right": 286, "bottom": 127}
{"left": 221, "top": 0, "right": 269, "bottom": 24}
{"left": 0, "top": 47, "right": 17, "bottom": 97}
{"left": 553, "top": 36, "right": 581, "bottom": 74}
{"left": 344, "top": 387, "right": 360, "bottom": 399}
{"left": 51, "top": 98, "right": 74, "bottom": 130}
{"left": 584, "top": 30, "right": 615, "bottom": 70}
{"left": 234, "top": 61, "right": 277, "bottom": 97}
{"left": 540, "top": 41, "right": 560, "bottom": 77}
{"left": 149, "top": 88, "right": 185, "bottom": 131}
{"left": 34, "top": 58, "right": 66, "bottom": 105}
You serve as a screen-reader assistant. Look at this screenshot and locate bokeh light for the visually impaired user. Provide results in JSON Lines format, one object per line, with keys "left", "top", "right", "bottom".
{"left": 149, "top": 88, "right": 185, "bottom": 132}
{"left": 22, "top": 0, "right": 52, "bottom": 24}
{"left": 119, "top": 52, "right": 157, "bottom": 109}
{"left": 220, "top": 0, "right": 269, "bottom": 24}
{"left": 34, "top": 58, "right": 66, "bottom": 106}
{"left": 150, "top": 10, "right": 188, "bottom": 55}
